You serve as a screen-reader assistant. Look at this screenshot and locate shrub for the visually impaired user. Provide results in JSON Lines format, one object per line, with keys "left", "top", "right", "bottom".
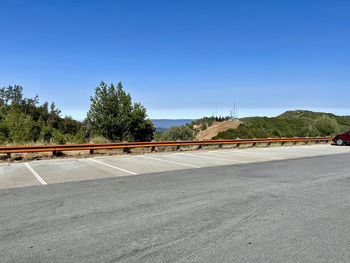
{"left": 160, "top": 126, "right": 195, "bottom": 141}
{"left": 3, "top": 105, "right": 34, "bottom": 144}
{"left": 311, "top": 115, "right": 341, "bottom": 136}
{"left": 89, "top": 135, "right": 111, "bottom": 144}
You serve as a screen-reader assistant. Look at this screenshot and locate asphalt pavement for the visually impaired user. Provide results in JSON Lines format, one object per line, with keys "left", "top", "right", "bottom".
{"left": 1, "top": 144, "right": 350, "bottom": 190}
{"left": 1, "top": 151, "right": 350, "bottom": 262}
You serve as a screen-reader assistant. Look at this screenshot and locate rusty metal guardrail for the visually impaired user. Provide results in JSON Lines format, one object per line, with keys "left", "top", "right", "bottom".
{"left": 0, "top": 137, "right": 332, "bottom": 158}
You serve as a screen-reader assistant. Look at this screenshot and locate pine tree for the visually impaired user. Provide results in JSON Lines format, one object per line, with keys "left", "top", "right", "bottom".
{"left": 87, "top": 82, "right": 154, "bottom": 141}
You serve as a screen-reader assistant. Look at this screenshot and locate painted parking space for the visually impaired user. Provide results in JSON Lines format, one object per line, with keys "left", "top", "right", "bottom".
{"left": 1, "top": 144, "right": 350, "bottom": 190}
{"left": 29, "top": 159, "right": 128, "bottom": 184}
{"left": 168, "top": 152, "right": 243, "bottom": 167}
{"left": 0, "top": 163, "right": 41, "bottom": 189}
{"left": 204, "top": 150, "right": 285, "bottom": 163}
{"left": 244, "top": 145, "right": 350, "bottom": 157}
{"left": 100, "top": 154, "right": 198, "bottom": 174}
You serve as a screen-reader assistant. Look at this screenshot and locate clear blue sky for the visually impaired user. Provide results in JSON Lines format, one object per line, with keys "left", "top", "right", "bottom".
{"left": 1, "top": 0, "right": 349, "bottom": 120}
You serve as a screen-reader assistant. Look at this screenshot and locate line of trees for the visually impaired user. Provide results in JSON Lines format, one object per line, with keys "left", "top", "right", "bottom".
{"left": 0, "top": 82, "right": 155, "bottom": 145}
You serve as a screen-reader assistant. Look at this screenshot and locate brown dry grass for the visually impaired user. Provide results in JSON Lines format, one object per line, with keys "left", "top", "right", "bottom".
{"left": 196, "top": 120, "right": 243, "bottom": 140}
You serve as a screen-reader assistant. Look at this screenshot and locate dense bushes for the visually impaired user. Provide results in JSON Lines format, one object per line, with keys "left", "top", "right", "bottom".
{"left": 310, "top": 115, "right": 341, "bottom": 136}
{"left": 213, "top": 111, "right": 349, "bottom": 140}
{"left": 158, "top": 125, "right": 195, "bottom": 141}
{"left": 0, "top": 86, "right": 86, "bottom": 145}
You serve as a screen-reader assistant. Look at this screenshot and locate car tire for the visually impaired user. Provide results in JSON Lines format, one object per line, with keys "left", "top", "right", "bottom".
{"left": 336, "top": 138, "right": 344, "bottom": 146}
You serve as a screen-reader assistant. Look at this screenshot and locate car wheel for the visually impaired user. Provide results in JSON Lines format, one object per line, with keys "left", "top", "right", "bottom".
{"left": 336, "top": 138, "right": 344, "bottom": 146}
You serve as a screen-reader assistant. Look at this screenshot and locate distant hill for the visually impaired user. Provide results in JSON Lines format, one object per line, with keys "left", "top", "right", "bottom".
{"left": 152, "top": 119, "right": 195, "bottom": 130}
{"left": 212, "top": 110, "right": 350, "bottom": 140}
{"left": 155, "top": 127, "right": 168, "bottom": 133}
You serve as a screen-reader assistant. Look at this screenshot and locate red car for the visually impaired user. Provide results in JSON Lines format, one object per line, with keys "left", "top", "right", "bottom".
{"left": 333, "top": 131, "right": 350, "bottom": 145}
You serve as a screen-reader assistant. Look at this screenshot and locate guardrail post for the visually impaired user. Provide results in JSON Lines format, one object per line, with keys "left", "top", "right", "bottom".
{"left": 293, "top": 141, "right": 297, "bottom": 146}
{"left": 252, "top": 143, "right": 256, "bottom": 147}
{"left": 198, "top": 145, "right": 202, "bottom": 149}
{"left": 6, "top": 153, "right": 11, "bottom": 159}
{"left": 53, "top": 151, "right": 57, "bottom": 156}
{"left": 176, "top": 145, "right": 181, "bottom": 151}
{"left": 236, "top": 143, "right": 240, "bottom": 148}
{"left": 281, "top": 141, "right": 285, "bottom": 146}
{"left": 90, "top": 149, "right": 94, "bottom": 154}
{"left": 123, "top": 147, "right": 131, "bottom": 153}
{"left": 151, "top": 146, "right": 156, "bottom": 152}
{"left": 305, "top": 141, "right": 309, "bottom": 145}
{"left": 218, "top": 144, "right": 223, "bottom": 149}
{"left": 267, "top": 142, "right": 271, "bottom": 146}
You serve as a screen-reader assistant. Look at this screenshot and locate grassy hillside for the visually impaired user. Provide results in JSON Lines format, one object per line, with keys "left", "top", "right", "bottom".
{"left": 213, "top": 110, "right": 350, "bottom": 140}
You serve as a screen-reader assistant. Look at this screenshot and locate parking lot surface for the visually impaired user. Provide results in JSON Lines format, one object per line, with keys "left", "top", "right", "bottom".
{"left": 1, "top": 144, "right": 350, "bottom": 190}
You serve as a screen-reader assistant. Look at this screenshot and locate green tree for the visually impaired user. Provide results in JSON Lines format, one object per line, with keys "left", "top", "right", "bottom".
{"left": 3, "top": 105, "right": 34, "bottom": 144}
{"left": 128, "top": 103, "right": 154, "bottom": 141}
{"left": 87, "top": 81, "right": 154, "bottom": 141}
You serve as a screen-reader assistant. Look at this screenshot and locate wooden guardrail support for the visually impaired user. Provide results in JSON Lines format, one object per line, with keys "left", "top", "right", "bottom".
{"left": 90, "top": 149, "right": 94, "bottom": 154}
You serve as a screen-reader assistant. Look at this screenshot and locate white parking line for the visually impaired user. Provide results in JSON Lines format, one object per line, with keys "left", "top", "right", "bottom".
{"left": 24, "top": 162, "right": 47, "bottom": 185}
{"left": 178, "top": 152, "right": 248, "bottom": 163}
{"left": 140, "top": 155, "right": 201, "bottom": 168}
{"left": 88, "top": 158, "right": 137, "bottom": 175}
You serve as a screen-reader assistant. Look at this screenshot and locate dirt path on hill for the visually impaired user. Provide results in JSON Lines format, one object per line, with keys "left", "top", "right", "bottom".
{"left": 196, "top": 120, "right": 242, "bottom": 140}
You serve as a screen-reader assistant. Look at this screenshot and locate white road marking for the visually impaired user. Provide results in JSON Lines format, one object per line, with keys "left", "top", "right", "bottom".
{"left": 140, "top": 155, "right": 201, "bottom": 168}
{"left": 88, "top": 158, "right": 137, "bottom": 175}
{"left": 24, "top": 162, "right": 47, "bottom": 185}
{"left": 178, "top": 152, "right": 248, "bottom": 163}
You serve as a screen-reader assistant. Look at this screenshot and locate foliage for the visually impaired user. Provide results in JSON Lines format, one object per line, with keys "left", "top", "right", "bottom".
{"left": 213, "top": 111, "right": 350, "bottom": 140}
{"left": 159, "top": 125, "right": 195, "bottom": 141}
{"left": 310, "top": 115, "right": 341, "bottom": 136}
{"left": 0, "top": 85, "right": 86, "bottom": 145}
{"left": 2, "top": 83, "right": 348, "bottom": 146}
{"left": 3, "top": 105, "right": 34, "bottom": 144}
{"left": 89, "top": 135, "right": 111, "bottom": 144}
{"left": 87, "top": 82, "right": 154, "bottom": 142}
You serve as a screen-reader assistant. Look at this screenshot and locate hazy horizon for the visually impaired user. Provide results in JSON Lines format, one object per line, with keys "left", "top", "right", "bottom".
{"left": 64, "top": 107, "right": 350, "bottom": 122}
